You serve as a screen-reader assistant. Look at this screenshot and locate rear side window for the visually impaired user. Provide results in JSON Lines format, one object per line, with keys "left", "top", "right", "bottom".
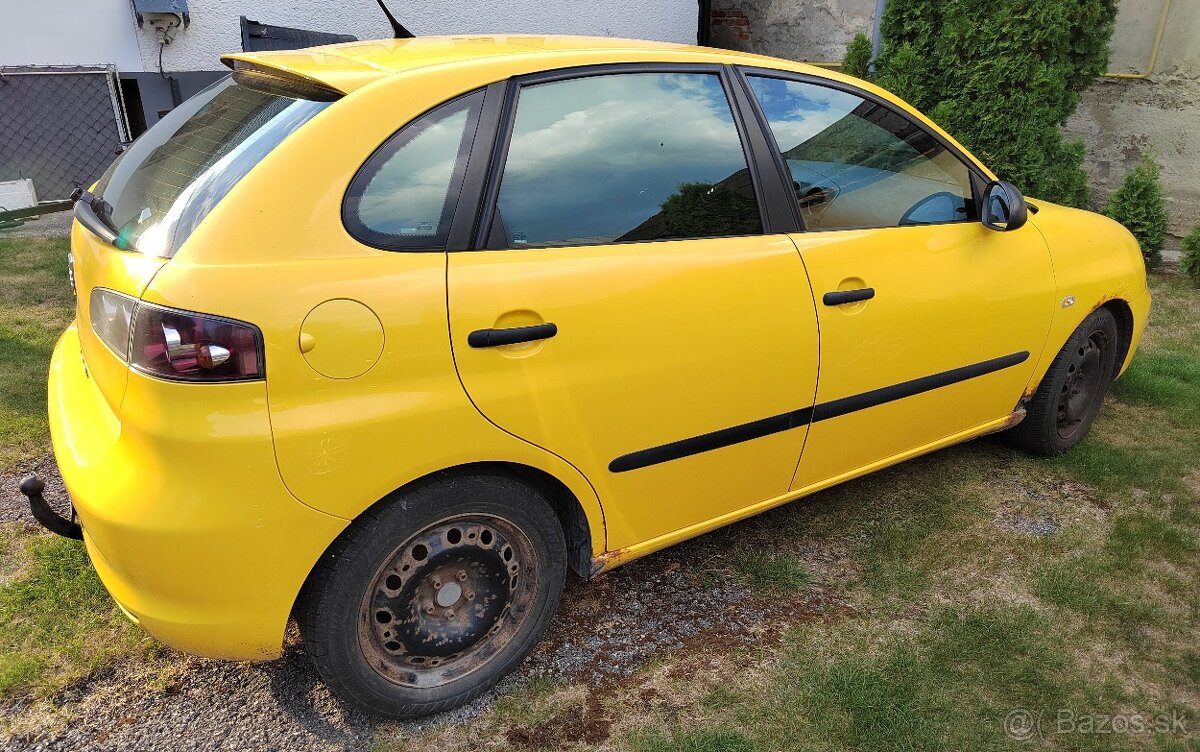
{"left": 488, "top": 72, "right": 762, "bottom": 249}
{"left": 745, "top": 75, "right": 975, "bottom": 231}
{"left": 95, "top": 77, "right": 329, "bottom": 257}
{"left": 343, "top": 91, "right": 483, "bottom": 251}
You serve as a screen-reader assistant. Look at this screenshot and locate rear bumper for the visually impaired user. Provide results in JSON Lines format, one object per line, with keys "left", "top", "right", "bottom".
{"left": 48, "top": 324, "right": 347, "bottom": 660}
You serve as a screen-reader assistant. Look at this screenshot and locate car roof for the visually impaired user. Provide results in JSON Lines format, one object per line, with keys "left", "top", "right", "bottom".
{"left": 221, "top": 34, "right": 826, "bottom": 95}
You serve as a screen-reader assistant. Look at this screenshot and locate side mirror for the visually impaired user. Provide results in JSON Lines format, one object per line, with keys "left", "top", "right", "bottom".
{"left": 981, "top": 180, "right": 1028, "bottom": 232}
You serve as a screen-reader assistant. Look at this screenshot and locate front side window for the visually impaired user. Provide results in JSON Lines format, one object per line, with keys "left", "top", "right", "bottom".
{"left": 344, "top": 91, "right": 482, "bottom": 250}
{"left": 746, "top": 75, "right": 974, "bottom": 231}
{"left": 489, "top": 72, "right": 762, "bottom": 249}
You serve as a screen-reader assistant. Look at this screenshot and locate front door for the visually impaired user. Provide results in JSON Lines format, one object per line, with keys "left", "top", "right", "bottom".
{"left": 741, "top": 71, "right": 1057, "bottom": 489}
{"left": 448, "top": 68, "right": 820, "bottom": 549}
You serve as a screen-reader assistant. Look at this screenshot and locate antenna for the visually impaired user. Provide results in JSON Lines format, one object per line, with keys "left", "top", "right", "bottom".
{"left": 374, "top": 0, "right": 415, "bottom": 38}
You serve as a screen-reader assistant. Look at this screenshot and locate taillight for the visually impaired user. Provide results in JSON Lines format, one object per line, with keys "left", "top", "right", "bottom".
{"left": 88, "top": 288, "right": 263, "bottom": 382}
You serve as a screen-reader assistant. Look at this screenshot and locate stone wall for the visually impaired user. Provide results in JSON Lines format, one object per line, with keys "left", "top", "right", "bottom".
{"left": 711, "top": 0, "right": 1200, "bottom": 245}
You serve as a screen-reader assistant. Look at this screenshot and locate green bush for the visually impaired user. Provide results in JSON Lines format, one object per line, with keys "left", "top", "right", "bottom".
{"left": 1181, "top": 225, "right": 1200, "bottom": 285}
{"left": 1104, "top": 153, "right": 1168, "bottom": 270}
{"left": 875, "top": 0, "right": 1117, "bottom": 208}
{"left": 842, "top": 32, "right": 873, "bottom": 79}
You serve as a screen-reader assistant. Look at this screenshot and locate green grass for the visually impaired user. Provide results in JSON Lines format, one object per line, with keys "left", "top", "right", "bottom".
{"left": 632, "top": 728, "right": 757, "bottom": 752}
{"left": 0, "top": 237, "right": 151, "bottom": 701}
{"left": 0, "top": 236, "right": 74, "bottom": 471}
{"left": 0, "top": 532, "right": 152, "bottom": 699}
{"left": 729, "top": 551, "right": 813, "bottom": 593}
{"left": 697, "top": 607, "right": 1153, "bottom": 752}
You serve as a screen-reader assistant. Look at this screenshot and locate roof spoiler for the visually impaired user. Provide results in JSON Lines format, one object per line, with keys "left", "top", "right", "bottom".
{"left": 375, "top": 0, "right": 415, "bottom": 39}
{"left": 220, "top": 57, "right": 345, "bottom": 101}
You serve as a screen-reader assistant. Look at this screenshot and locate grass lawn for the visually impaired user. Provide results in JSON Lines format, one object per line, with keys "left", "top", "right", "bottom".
{"left": 0, "top": 237, "right": 74, "bottom": 472}
{"left": 0, "top": 232, "right": 1197, "bottom": 750}
{"left": 0, "top": 236, "right": 156, "bottom": 702}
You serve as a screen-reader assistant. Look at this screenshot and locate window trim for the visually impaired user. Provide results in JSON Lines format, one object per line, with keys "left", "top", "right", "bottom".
{"left": 469, "top": 63, "right": 782, "bottom": 252}
{"left": 341, "top": 88, "right": 489, "bottom": 252}
{"left": 733, "top": 66, "right": 989, "bottom": 233}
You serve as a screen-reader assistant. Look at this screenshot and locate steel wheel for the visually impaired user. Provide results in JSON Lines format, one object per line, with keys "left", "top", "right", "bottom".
{"left": 359, "top": 515, "right": 539, "bottom": 689}
{"left": 299, "top": 472, "right": 566, "bottom": 718}
{"left": 1055, "top": 327, "right": 1110, "bottom": 442}
{"left": 1005, "top": 307, "right": 1120, "bottom": 456}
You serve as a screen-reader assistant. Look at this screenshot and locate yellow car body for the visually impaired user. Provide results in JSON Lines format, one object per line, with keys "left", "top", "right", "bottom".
{"left": 48, "top": 36, "right": 1149, "bottom": 662}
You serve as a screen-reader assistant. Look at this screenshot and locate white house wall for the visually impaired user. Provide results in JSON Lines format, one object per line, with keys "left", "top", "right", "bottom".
{"left": 0, "top": 0, "right": 696, "bottom": 74}
{"left": 145, "top": 1, "right": 697, "bottom": 73}
{"left": 0, "top": 0, "right": 144, "bottom": 69}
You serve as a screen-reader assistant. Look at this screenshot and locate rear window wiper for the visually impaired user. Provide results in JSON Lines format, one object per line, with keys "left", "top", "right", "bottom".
{"left": 71, "top": 188, "right": 120, "bottom": 246}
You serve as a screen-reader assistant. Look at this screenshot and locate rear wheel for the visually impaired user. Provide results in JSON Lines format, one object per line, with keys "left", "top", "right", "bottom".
{"left": 299, "top": 473, "right": 567, "bottom": 718}
{"left": 1006, "top": 308, "right": 1119, "bottom": 456}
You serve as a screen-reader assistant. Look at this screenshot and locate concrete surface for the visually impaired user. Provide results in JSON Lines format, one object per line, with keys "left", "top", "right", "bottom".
{"left": 1065, "top": 61, "right": 1200, "bottom": 243}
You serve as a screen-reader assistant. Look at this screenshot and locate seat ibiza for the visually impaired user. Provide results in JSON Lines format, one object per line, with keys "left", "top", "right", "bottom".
{"left": 27, "top": 35, "right": 1149, "bottom": 717}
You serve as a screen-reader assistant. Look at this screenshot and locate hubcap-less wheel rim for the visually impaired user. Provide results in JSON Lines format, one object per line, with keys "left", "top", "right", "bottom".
{"left": 1056, "top": 329, "right": 1109, "bottom": 441}
{"left": 359, "top": 515, "right": 538, "bottom": 689}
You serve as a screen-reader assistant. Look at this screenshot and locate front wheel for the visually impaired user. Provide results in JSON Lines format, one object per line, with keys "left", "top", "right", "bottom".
{"left": 1006, "top": 308, "right": 1120, "bottom": 456}
{"left": 298, "top": 473, "right": 567, "bottom": 718}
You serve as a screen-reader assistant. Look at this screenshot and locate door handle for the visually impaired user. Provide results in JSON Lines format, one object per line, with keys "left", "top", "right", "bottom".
{"left": 822, "top": 288, "right": 875, "bottom": 306}
{"left": 468, "top": 323, "right": 558, "bottom": 348}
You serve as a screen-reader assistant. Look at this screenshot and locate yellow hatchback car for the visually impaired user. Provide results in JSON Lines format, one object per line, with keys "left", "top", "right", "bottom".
{"left": 25, "top": 35, "right": 1149, "bottom": 717}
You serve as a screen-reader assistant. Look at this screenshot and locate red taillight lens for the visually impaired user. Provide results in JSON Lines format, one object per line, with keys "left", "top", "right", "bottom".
{"left": 130, "top": 302, "right": 264, "bottom": 382}
{"left": 88, "top": 289, "right": 263, "bottom": 381}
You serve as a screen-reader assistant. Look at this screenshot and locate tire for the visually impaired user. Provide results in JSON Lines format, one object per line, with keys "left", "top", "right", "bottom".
{"left": 298, "top": 472, "right": 567, "bottom": 718}
{"left": 1006, "top": 308, "right": 1120, "bottom": 456}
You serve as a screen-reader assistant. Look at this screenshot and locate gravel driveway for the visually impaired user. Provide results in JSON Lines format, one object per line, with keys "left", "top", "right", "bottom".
{"left": 1, "top": 460, "right": 849, "bottom": 752}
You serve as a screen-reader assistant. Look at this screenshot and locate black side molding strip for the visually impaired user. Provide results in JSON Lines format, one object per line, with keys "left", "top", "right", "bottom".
{"left": 609, "top": 351, "right": 1030, "bottom": 473}
{"left": 609, "top": 408, "right": 813, "bottom": 474}
{"left": 810, "top": 351, "right": 1029, "bottom": 422}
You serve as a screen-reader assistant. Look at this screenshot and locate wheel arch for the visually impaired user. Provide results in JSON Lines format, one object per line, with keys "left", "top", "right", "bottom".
{"left": 296, "top": 461, "right": 601, "bottom": 620}
{"left": 1101, "top": 298, "right": 1134, "bottom": 379}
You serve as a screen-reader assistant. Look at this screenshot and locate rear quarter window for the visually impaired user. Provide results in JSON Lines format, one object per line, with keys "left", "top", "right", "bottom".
{"left": 342, "top": 90, "right": 484, "bottom": 251}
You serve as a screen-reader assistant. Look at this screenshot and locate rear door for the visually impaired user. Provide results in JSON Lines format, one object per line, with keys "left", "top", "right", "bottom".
{"left": 447, "top": 66, "right": 820, "bottom": 550}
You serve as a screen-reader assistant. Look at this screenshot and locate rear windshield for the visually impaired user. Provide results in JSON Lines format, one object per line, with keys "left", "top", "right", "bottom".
{"left": 93, "top": 77, "right": 329, "bottom": 257}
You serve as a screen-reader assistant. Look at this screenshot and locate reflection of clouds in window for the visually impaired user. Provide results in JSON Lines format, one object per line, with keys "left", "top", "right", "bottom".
{"left": 498, "top": 73, "right": 754, "bottom": 246}
{"left": 747, "top": 75, "right": 971, "bottom": 230}
{"left": 748, "top": 76, "right": 862, "bottom": 154}
{"left": 357, "top": 109, "right": 469, "bottom": 236}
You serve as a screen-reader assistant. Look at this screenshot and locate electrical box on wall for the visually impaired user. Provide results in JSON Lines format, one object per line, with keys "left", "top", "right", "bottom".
{"left": 131, "top": 0, "right": 190, "bottom": 44}
{"left": 131, "top": 0, "right": 190, "bottom": 26}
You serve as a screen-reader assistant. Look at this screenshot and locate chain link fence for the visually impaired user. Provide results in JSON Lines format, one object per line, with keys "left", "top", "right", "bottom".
{"left": 0, "top": 65, "right": 130, "bottom": 201}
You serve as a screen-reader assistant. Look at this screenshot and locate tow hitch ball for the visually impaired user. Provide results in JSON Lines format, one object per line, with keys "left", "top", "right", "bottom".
{"left": 17, "top": 475, "right": 83, "bottom": 540}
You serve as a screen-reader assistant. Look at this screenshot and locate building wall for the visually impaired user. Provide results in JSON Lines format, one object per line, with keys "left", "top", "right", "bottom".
{"left": 0, "top": 0, "right": 145, "bottom": 70}
{"left": 710, "top": 0, "right": 1200, "bottom": 245}
{"left": 1, "top": 0, "right": 698, "bottom": 75}
{"left": 143, "top": 0, "right": 697, "bottom": 73}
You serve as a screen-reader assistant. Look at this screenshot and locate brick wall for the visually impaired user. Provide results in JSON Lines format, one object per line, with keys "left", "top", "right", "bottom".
{"left": 710, "top": 7, "right": 752, "bottom": 44}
